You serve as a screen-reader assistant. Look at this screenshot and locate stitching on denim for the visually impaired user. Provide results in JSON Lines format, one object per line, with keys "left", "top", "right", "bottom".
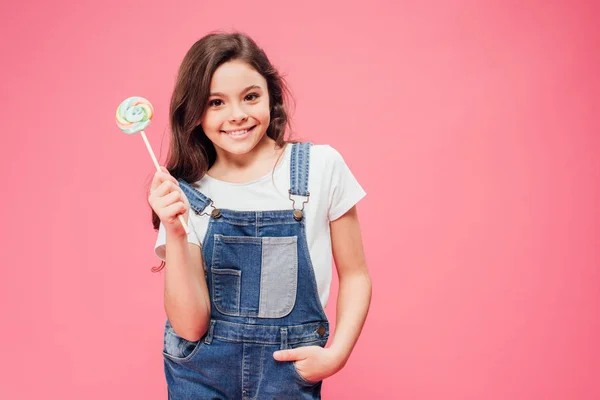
{"left": 204, "top": 320, "right": 215, "bottom": 344}
{"left": 290, "top": 143, "right": 297, "bottom": 195}
{"left": 210, "top": 235, "right": 241, "bottom": 317}
{"left": 289, "top": 143, "right": 312, "bottom": 207}
{"left": 178, "top": 179, "right": 213, "bottom": 213}
{"left": 256, "top": 212, "right": 259, "bottom": 236}
{"left": 211, "top": 234, "right": 220, "bottom": 269}
{"left": 260, "top": 236, "right": 297, "bottom": 244}
{"left": 255, "top": 345, "right": 265, "bottom": 397}
{"left": 252, "top": 221, "right": 300, "bottom": 226}
{"left": 299, "top": 224, "right": 329, "bottom": 319}
{"left": 212, "top": 219, "right": 252, "bottom": 227}
{"left": 259, "top": 238, "right": 267, "bottom": 318}
{"left": 220, "top": 236, "right": 262, "bottom": 244}
{"left": 211, "top": 268, "right": 241, "bottom": 276}
{"left": 280, "top": 327, "right": 288, "bottom": 350}
{"left": 241, "top": 343, "right": 247, "bottom": 398}
{"left": 208, "top": 321, "right": 330, "bottom": 344}
{"left": 208, "top": 336, "right": 328, "bottom": 346}
{"left": 211, "top": 268, "right": 242, "bottom": 316}
{"left": 258, "top": 237, "right": 298, "bottom": 318}
{"left": 212, "top": 319, "right": 327, "bottom": 330}
{"left": 162, "top": 330, "right": 205, "bottom": 364}
{"left": 211, "top": 280, "right": 242, "bottom": 317}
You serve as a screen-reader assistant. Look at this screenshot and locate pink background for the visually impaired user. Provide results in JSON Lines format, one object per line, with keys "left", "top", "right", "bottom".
{"left": 1, "top": 0, "right": 599, "bottom": 398}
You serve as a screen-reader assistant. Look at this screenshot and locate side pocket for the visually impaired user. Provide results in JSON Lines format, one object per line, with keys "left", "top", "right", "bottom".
{"left": 290, "top": 338, "right": 328, "bottom": 386}
{"left": 162, "top": 322, "right": 204, "bottom": 364}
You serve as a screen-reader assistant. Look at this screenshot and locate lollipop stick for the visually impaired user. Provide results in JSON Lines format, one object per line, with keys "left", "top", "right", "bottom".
{"left": 140, "top": 130, "right": 189, "bottom": 234}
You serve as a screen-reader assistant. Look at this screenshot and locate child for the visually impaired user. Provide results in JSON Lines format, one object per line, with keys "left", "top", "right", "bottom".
{"left": 149, "top": 31, "right": 371, "bottom": 399}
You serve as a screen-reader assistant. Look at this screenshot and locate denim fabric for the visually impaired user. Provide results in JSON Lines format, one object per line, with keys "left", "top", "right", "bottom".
{"left": 165, "top": 143, "right": 330, "bottom": 399}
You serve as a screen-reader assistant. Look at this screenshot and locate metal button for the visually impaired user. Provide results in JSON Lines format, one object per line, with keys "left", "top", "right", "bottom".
{"left": 293, "top": 209, "right": 303, "bottom": 221}
{"left": 316, "top": 325, "right": 326, "bottom": 336}
{"left": 211, "top": 208, "right": 221, "bottom": 219}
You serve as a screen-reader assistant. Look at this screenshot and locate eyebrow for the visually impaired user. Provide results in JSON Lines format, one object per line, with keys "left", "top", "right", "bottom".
{"left": 209, "top": 85, "right": 263, "bottom": 97}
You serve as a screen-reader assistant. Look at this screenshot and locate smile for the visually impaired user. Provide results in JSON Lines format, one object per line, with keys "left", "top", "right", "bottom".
{"left": 221, "top": 125, "right": 256, "bottom": 137}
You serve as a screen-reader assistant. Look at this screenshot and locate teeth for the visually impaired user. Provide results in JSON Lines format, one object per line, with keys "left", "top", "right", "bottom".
{"left": 227, "top": 130, "right": 247, "bottom": 136}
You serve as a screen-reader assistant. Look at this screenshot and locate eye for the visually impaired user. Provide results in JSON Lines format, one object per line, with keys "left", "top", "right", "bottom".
{"left": 245, "top": 93, "right": 260, "bottom": 101}
{"left": 208, "top": 99, "right": 223, "bottom": 107}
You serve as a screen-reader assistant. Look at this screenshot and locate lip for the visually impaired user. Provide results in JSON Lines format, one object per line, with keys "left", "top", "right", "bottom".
{"left": 220, "top": 125, "right": 256, "bottom": 134}
{"left": 222, "top": 125, "right": 255, "bottom": 141}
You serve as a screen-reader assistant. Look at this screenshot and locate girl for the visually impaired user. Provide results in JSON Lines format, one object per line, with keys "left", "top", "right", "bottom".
{"left": 149, "top": 32, "right": 371, "bottom": 399}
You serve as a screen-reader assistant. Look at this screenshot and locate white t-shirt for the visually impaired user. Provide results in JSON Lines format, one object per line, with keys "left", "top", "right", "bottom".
{"left": 154, "top": 143, "right": 366, "bottom": 308}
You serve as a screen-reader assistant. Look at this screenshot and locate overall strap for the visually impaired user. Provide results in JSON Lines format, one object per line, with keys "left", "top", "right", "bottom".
{"left": 177, "top": 178, "right": 214, "bottom": 216}
{"left": 289, "top": 142, "right": 312, "bottom": 219}
{"left": 289, "top": 142, "right": 312, "bottom": 197}
{"left": 176, "top": 142, "right": 313, "bottom": 219}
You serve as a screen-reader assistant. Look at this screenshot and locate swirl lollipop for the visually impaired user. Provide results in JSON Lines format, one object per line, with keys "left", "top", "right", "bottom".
{"left": 116, "top": 96, "right": 189, "bottom": 233}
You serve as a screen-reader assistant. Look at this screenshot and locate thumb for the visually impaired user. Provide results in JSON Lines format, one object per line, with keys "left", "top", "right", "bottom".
{"left": 273, "top": 348, "right": 301, "bottom": 362}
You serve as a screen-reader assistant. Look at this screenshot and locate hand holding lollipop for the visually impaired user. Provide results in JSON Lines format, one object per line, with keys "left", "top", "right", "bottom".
{"left": 116, "top": 96, "right": 189, "bottom": 234}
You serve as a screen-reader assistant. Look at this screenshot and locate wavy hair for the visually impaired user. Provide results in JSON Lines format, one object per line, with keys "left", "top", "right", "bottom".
{"left": 150, "top": 31, "right": 295, "bottom": 272}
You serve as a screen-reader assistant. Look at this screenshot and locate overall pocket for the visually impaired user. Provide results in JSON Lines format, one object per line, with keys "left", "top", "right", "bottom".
{"left": 162, "top": 322, "right": 204, "bottom": 364}
{"left": 290, "top": 337, "right": 329, "bottom": 386}
{"left": 211, "top": 235, "right": 298, "bottom": 318}
{"left": 211, "top": 268, "right": 241, "bottom": 315}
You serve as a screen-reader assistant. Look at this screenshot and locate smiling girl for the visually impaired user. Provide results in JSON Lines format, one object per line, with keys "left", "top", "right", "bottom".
{"left": 148, "top": 31, "right": 371, "bottom": 399}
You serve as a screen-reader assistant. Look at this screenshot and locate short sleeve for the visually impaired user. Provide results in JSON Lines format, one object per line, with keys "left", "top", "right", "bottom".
{"left": 327, "top": 146, "right": 367, "bottom": 221}
{"left": 154, "top": 213, "right": 201, "bottom": 261}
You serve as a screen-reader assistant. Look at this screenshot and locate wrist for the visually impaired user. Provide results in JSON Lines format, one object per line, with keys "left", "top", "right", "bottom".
{"left": 327, "top": 344, "right": 350, "bottom": 370}
{"left": 165, "top": 227, "right": 188, "bottom": 241}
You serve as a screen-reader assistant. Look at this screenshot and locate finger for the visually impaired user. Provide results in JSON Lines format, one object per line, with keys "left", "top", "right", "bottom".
{"left": 181, "top": 191, "right": 190, "bottom": 208}
{"left": 155, "top": 189, "right": 183, "bottom": 208}
{"left": 152, "top": 180, "right": 180, "bottom": 198}
{"left": 162, "top": 201, "right": 187, "bottom": 223}
{"left": 273, "top": 349, "right": 303, "bottom": 362}
{"left": 151, "top": 168, "right": 179, "bottom": 191}
{"left": 159, "top": 166, "right": 179, "bottom": 185}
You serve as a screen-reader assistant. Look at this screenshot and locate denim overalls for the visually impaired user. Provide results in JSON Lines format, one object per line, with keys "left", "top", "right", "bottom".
{"left": 162, "top": 142, "right": 330, "bottom": 399}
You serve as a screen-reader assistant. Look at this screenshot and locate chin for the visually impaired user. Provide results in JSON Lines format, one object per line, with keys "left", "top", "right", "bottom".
{"left": 219, "top": 143, "right": 257, "bottom": 155}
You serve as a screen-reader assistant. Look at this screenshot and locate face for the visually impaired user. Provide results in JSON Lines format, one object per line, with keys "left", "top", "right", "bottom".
{"left": 200, "top": 60, "right": 271, "bottom": 157}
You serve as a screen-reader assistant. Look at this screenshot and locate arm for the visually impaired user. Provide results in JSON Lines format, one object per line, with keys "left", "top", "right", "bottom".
{"left": 272, "top": 205, "right": 371, "bottom": 381}
{"left": 164, "top": 235, "right": 211, "bottom": 342}
{"left": 327, "top": 205, "right": 372, "bottom": 368}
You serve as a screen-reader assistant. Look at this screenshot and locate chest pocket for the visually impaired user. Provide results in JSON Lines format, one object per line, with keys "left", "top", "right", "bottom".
{"left": 211, "top": 235, "right": 298, "bottom": 318}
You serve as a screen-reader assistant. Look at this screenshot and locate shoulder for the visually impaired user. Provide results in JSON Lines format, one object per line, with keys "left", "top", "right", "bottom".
{"left": 307, "top": 143, "right": 345, "bottom": 166}
{"left": 304, "top": 143, "right": 358, "bottom": 190}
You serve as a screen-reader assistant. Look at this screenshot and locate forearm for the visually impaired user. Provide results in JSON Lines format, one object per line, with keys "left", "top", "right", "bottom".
{"left": 164, "top": 233, "right": 210, "bottom": 342}
{"left": 328, "top": 268, "right": 372, "bottom": 367}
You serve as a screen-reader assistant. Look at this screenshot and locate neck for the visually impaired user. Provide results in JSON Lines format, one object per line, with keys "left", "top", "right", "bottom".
{"left": 209, "top": 136, "right": 285, "bottom": 180}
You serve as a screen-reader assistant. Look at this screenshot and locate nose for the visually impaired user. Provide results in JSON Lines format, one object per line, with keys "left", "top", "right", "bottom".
{"left": 228, "top": 103, "right": 248, "bottom": 123}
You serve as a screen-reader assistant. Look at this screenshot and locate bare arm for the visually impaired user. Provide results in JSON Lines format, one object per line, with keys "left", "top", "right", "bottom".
{"left": 271, "top": 205, "right": 371, "bottom": 380}
{"left": 148, "top": 166, "right": 211, "bottom": 343}
{"left": 164, "top": 237, "right": 211, "bottom": 342}
{"left": 328, "top": 205, "right": 372, "bottom": 367}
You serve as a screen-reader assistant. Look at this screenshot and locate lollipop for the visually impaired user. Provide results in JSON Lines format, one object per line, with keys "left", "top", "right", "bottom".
{"left": 116, "top": 96, "right": 153, "bottom": 134}
{"left": 116, "top": 96, "right": 189, "bottom": 234}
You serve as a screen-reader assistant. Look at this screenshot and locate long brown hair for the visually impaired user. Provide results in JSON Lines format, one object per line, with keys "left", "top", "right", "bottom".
{"left": 150, "top": 31, "right": 295, "bottom": 272}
